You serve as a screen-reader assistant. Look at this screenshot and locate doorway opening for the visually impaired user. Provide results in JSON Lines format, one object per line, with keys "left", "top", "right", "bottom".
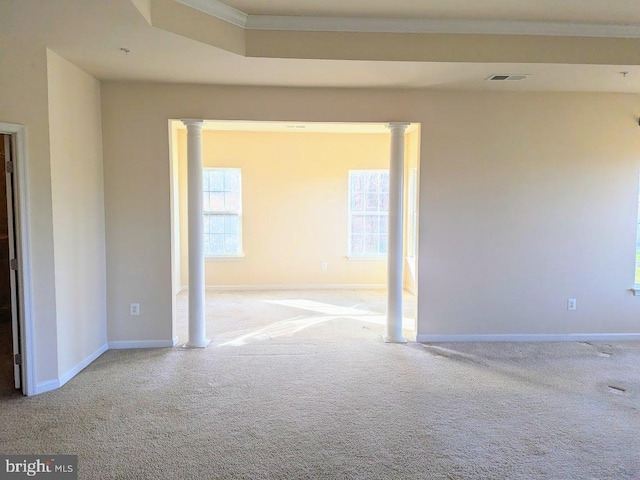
{"left": 0, "top": 133, "right": 22, "bottom": 394}
{"left": 168, "top": 120, "right": 420, "bottom": 346}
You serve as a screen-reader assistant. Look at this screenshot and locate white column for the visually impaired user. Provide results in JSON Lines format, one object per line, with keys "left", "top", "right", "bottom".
{"left": 182, "top": 119, "right": 210, "bottom": 348}
{"left": 384, "top": 122, "right": 410, "bottom": 343}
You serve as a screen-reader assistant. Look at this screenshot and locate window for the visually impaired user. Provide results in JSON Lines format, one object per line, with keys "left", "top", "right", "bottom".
{"left": 203, "top": 168, "right": 242, "bottom": 256}
{"left": 348, "top": 170, "right": 389, "bottom": 257}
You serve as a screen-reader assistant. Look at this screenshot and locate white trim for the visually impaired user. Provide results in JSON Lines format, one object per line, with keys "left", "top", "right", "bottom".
{"left": 0, "top": 123, "right": 35, "bottom": 396}
{"left": 416, "top": 333, "right": 640, "bottom": 343}
{"left": 631, "top": 288, "right": 640, "bottom": 296}
{"left": 181, "top": 284, "right": 386, "bottom": 291}
{"left": 58, "top": 343, "right": 108, "bottom": 387}
{"left": 174, "top": 1, "right": 640, "bottom": 39}
{"left": 108, "top": 339, "right": 177, "bottom": 349}
{"left": 205, "top": 254, "right": 245, "bottom": 261}
{"left": 176, "top": 0, "right": 248, "bottom": 28}
{"left": 246, "top": 16, "right": 640, "bottom": 38}
{"left": 346, "top": 255, "right": 387, "bottom": 261}
{"left": 34, "top": 379, "right": 60, "bottom": 395}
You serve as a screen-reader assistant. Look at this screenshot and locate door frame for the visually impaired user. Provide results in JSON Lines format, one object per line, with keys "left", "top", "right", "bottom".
{"left": 0, "top": 123, "right": 35, "bottom": 396}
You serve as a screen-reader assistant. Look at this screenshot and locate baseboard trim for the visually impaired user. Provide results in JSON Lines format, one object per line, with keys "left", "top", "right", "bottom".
{"left": 34, "top": 379, "right": 60, "bottom": 395}
{"left": 108, "top": 339, "right": 177, "bottom": 349}
{"left": 34, "top": 342, "right": 108, "bottom": 395}
{"left": 180, "top": 284, "right": 386, "bottom": 292}
{"left": 59, "top": 342, "right": 108, "bottom": 387}
{"left": 416, "top": 333, "right": 640, "bottom": 343}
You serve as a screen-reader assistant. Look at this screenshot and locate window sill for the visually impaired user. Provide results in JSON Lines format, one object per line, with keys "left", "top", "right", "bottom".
{"left": 205, "top": 254, "right": 244, "bottom": 262}
{"left": 346, "top": 255, "right": 387, "bottom": 261}
{"left": 632, "top": 287, "right": 640, "bottom": 296}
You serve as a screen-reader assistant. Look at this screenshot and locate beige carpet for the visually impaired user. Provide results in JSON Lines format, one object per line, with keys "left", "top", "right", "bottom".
{"left": 0, "top": 290, "right": 638, "bottom": 479}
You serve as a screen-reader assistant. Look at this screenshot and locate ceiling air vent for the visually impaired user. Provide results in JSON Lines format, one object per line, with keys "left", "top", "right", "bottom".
{"left": 487, "top": 74, "right": 530, "bottom": 81}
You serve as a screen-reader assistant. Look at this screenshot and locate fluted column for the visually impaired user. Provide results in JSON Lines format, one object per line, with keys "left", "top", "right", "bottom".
{"left": 384, "top": 122, "right": 410, "bottom": 343}
{"left": 182, "top": 119, "right": 210, "bottom": 348}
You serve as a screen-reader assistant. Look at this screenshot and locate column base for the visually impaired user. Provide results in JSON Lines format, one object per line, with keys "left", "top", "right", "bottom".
{"left": 183, "top": 338, "right": 211, "bottom": 348}
{"left": 382, "top": 334, "right": 408, "bottom": 344}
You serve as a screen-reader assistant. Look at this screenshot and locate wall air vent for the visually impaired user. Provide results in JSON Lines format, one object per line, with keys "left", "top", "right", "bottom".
{"left": 487, "top": 74, "right": 530, "bottom": 81}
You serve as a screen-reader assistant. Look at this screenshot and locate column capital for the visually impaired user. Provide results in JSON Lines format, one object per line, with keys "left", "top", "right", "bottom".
{"left": 387, "top": 122, "right": 411, "bottom": 132}
{"left": 181, "top": 119, "right": 206, "bottom": 128}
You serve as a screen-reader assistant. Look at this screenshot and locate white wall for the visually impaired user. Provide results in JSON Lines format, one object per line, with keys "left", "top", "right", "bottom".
{"left": 0, "top": 35, "right": 59, "bottom": 384}
{"left": 100, "top": 83, "right": 640, "bottom": 342}
{"left": 47, "top": 50, "right": 107, "bottom": 376}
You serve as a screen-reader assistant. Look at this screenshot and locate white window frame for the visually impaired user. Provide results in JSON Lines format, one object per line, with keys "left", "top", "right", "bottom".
{"left": 347, "top": 169, "right": 389, "bottom": 259}
{"left": 203, "top": 167, "right": 243, "bottom": 259}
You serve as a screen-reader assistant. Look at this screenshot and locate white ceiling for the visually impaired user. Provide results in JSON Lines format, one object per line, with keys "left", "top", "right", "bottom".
{"left": 222, "top": 0, "right": 640, "bottom": 24}
{"left": 2, "top": 0, "right": 640, "bottom": 92}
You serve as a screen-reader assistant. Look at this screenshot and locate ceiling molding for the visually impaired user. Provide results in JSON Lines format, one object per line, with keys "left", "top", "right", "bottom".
{"left": 176, "top": 0, "right": 640, "bottom": 39}
{"left": 175, "top": 0, "right": 247, "bottom": 28}
{"left": 246, "top": 16, "right": 640, "bottom": 38}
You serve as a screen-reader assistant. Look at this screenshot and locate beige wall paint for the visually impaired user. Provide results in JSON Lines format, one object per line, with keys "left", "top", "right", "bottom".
{"left": 176, "top": 129, "right": 389, "bottom": 287}
{"left": 150, "top": 0, "right": 246, "bottom": 55}
{"left": 246, "top": 30, "right": 640, "bottom": 65}
{"left": 101, "top": 83, "right": 640, "bottom": 342}
{"left": 0, "top": 35, "right": 59, "bottom": 383}
{"left": 47, "top": 50, "right": 107, "bottom": 375}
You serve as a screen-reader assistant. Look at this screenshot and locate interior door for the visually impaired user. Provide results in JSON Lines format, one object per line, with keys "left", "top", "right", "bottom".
{"left": 3, "top": 135, "right": 21, "bottom": 390}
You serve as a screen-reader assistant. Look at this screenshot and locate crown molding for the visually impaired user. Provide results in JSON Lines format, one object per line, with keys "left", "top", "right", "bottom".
{"left": 175, "top": 0, "right": 247, "bottom": 28}
{"left": 176, "top": 0, "right": 640, "bottom": 39}
{"left": 247, "top": 16, "right": 640, "bottom": 38}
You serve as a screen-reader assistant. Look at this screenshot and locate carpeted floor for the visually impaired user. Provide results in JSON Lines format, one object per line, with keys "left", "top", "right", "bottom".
{"left": 0, "top": 290, "right": 638, "bottom": 479}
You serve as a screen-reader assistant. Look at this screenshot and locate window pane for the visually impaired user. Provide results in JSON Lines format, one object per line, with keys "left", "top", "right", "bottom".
{"left": 203, "top": 171, "right": 211, "bottom": 192}
{"left": 380, "top": 172, "right": 390, "bottom": 192}
{"left": 225, "top": 192, "right": 240, "bottom": 212}
{"left": 211, "top": 234, "right": 224, "bottom": 254}
{"left": 351, "top": 193, "right": 364, "bottom": 212}
{"left": 225, "top": 170, "right": 240, "bottom": 192}
{"left": 365, "top": 215, "right": 378, "bottom": 234}
{"left": 365, "top": 171, "right": 379, "bottom": 192}
{"left": 352, "top": 215, "right": 365, "bottom": 234}
{"left": 379, "top": 192, "right": 389, "bottom": 211}
{"left": 379, "top": 215, "right": 388, "bottom": 234}
{"left": 351, "top": 235, "right": 364, "bottom": 254}
{"left": 224, "top": 234, "right": 239, "bottom": 253}
{"left": 224, "top": 215, "right": 239, "bottom": 234}
{"left": 364, "top": 235, "right": 378, "bottom": 254}
{"left": 210, "top": 215, "right": 224, "bottom": 234}
{"left": 211, "top": 171, "right": 224, "bottom": 191}
{"left": 365, "top": 192, "right": 378, "bottom": 212}
{"left": 203, "top": 192, "right": 211, "bottom": 211}
{"left": 379, "top": 235, "right": 388, "bottom": 254}
{"left": 351, "top": 172, "right": 364, "bottom": 193}
{"left": 210, "top": 192, "right": 224, "bottom": 210}
{"left": 204, "top": 233, "right": 211, "bottom": 254}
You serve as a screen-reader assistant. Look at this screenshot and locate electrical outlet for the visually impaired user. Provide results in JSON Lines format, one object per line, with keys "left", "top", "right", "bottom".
{"left": 321, "top": 262, "right": 328, "bottom": 270}
{"left": 567, "top": 298, "right": 577, "bottom": 311}
{"left": 130, "top": 303, "right": 140, "bottom": 316}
